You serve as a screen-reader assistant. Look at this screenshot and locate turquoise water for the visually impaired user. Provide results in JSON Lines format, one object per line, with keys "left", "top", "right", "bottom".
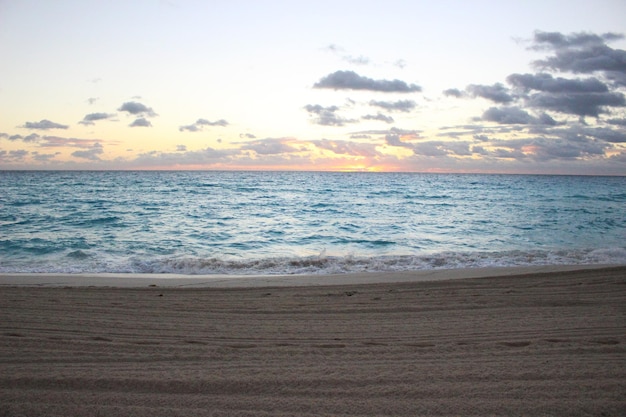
{"left": 1, "top": 171, "right": 625, "bottom": 274}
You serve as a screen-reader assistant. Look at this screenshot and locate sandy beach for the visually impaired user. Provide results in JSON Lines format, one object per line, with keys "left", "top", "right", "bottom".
{"left": 1, "top": 266, "right": 625, "bottom": 416}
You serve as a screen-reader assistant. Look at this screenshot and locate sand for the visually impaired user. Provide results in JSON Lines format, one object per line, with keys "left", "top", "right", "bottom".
{"left": 1, "top": 266, "right": 625, "bottom": 416}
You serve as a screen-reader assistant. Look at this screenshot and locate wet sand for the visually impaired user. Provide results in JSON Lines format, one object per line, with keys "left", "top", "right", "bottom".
{"left": 1, "top": 266, "right": 625, "bottom": 416}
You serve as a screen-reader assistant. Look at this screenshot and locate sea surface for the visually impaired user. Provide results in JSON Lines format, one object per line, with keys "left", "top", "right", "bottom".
{"left": 1, "top": 171, "right": 625, "bottom": 275}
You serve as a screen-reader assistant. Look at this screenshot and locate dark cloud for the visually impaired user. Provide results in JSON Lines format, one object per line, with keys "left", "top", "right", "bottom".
{"left": 527, "top": 91, "right": 625, "bottom": 117}
{"left": 482, "top": 106, "right": 557, "bottom": 125}
{"left": 32, "top": 151, "right": 60, "bottom": 162}
{"left": 37, "top": 136, "right": 103, "bottom": 149}
{"left": 20, "top": 119, "right": 69, "bottom": 130}
{"left": 369, "top": 99, "right": 416, "bottom": 112}
{"left": 443, "top": 88, "right": 464, "bottom": 98}
{"left": 79, "top": 112, "right": 115, "bottom": 126}
{"left": 0, "top": 149, "right": 29, "bottom": 161}
{"left": 506, "top": 73, "right": 609, "bottom": 93}
{"left": 385, "top": 133, "right": 413, "bottom": 148}
{"left": 362, "top": 113, "right": 394, "bottom": 124}
{"left": 5, "top": 133, "right": 42, "bottom": 142}
{"left": 180, "top": 118, "right": 229, "bottom": 132}
{"left": 304, "top": 104, "right": 356, "bottom": 126}
{"left": 71, "top": 143, "right": 104, "bottom": 161}
{"left": 531, "top": 31, "right": 623, "bottom": 50}
{"left": 531, "top": 31, "right": 626, "bottom": 85}
{"left": 466, "top": 83, "right": 515, "bottom": 103}
{"left": 118, "top": 101, "right": 157, "bottom": 117}
{"left": 607, "top": 118, "right": 626, "bottom": 126}
{"left": 129, "top": 118, "right": 152, "bottom": 127}
{"left": 314, "top": 70, "right": 421, "bottom": 93}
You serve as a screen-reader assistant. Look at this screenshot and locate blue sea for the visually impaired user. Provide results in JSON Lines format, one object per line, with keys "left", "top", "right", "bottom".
{"left": 1, "top": 171, "right": 625, "bottom": 275}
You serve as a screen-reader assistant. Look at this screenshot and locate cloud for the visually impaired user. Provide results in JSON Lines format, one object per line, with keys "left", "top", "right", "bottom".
{"left": 482, "top": 106, "right": 558, "bottom": 125}
{"left": 506, "top": 73, "right": 609, "bottom": 93}
{"left": 79, "top": 112, "right": 115, "bottom": 125}
{"left": 325, "top": 44, "right": 371, "bottom": 65}
{"left": 313, "top": 70, "right": 421, "bottom": 93}
{"left": 304, "top": 104, "right": 356, "bottom": 126}
{"left": 443, "top": 88, "right": 464, "bottom": 98}
{"left": 87, "top": 97, "right": 99, "bottom": 105}
{"left": 4, "top": 133, "right": 42, "bottom": 142}
{"left": 362, "top": 113, "right": 394, "bottom": 124}
{"left": 239, "top": 133, "right": 257, "bottom": 139}
{"left": 118, "top": 101, "right": 157, "bottom": 117}
{"left": 71, "top": 143, "right": 104, "bottom": 161}
{"left": 239, "top": 138, "right": 300, "bottom": 155}
{"left": 369, "top": 99, "right": 416, "bottom": 112}
{"left": 531, "top": 31, "right": 626, "bottom": 85}
{"left": 179, "top": 118, "right": 229, "bottom": 132}
{"left": 37, "top": 135, "right": 103, "bottom": 148}
{"left": 311, "top": 139, "right": 381, "bottom": 157}
{"left": 466, "top": 83, "right": 515, "bottom": 103}
{"left": 32, "top": 151, "right": 60, "bottom": 162}
{"left": 20, "top": 119, "right": 69, "bottom": 130}
{"left": 0, "top": 149, "right": 29, "bottom": 161}
{"left": 526, "top": 91, "right": 625, "bottom": 117}
{"left": 130, "top": 117, "right": 152, "bottom": 127}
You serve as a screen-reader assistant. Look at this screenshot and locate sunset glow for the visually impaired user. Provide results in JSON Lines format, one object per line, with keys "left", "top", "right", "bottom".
{"left": 1, "top": 1, "right": 625, "bottom": 174}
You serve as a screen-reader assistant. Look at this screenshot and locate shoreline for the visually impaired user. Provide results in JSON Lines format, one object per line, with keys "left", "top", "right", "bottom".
{"left": 0, "top": 263, "right": 624, "bottom": 288}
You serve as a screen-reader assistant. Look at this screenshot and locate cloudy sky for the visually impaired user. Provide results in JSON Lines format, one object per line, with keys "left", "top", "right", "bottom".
{"left": 1, "top": 0, "right": 625, "bottom": 174}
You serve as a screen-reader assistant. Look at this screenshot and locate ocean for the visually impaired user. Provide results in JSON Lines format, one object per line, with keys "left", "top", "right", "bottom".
{"left": 1, "top": 171, "right": 625, "bottom": 275}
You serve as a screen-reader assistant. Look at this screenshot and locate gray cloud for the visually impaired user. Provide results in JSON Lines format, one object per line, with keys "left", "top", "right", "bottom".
{"left": 239, "top": 133, "right": 257, "bottom": 139}
{"left": 314, "top": 70, "right": 421, "bottom": 93}
{"left": 180, "top": 118, "right": 229, "bottom": 132}
{"left": 482, "top": 106, "right": 557, "bottom": 125}
{"left": 304, "top": 104, "right": 356, "bottom": 126}
{"left": 118, "top": 101, "right": 157, "bottom": 117}
{"left": 311, "top": 139, "right": 381, "bottom": 157}
{"left": 240, "top": 138, "right": 299, "bottom": 155}
{"left": 71, "top": 143, "right": 104, "bottom": 161}
{"left": 5, "top": 133, "right": 42, "bottom": 142}
{"left": 0, "top": 149, "right": 29, "bottom": 161}
{"left": 79, "top": 112, "right": 115, "bottom": 126}
{"left": 369, "top": 99, "right": 416, "bottom": 112}
{"left": 129, "top": 117, "right": 152, "bottom": 127}
{"left": 506, "top": 73, "right": 609, "bottom": 93}
{"left": 466, "top": 83, "right": 515, "bottom": 103}
{"left": 362, "top": 113, "right": 394, "bottom": 124}
{"left": 527, "top": 91, "right": 625, "bottom": 117}
{"left": 443, "top": 88, "right": 464, "bottom": 98}
{"left": 21, "top": 119, "right": 69, "bottom": 130}
{"left": 531, "top": 31, "right": 626, "bottom": 85}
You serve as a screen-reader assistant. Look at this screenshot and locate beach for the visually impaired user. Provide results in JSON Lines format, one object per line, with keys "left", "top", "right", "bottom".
{"left": 1, "top": 266, "right": 625, "bottom": 416}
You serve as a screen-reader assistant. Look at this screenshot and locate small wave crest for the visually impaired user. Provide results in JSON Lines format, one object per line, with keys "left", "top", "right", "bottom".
{"left": 3, "top": 247, "right": 620, "bottom": 275}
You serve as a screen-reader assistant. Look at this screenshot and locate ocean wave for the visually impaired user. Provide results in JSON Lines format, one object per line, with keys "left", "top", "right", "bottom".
{"left": 1, "top": 247, "right": 625, "bottom": 275}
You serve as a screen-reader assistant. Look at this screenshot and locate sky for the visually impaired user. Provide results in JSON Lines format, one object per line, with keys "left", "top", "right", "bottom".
{"left": 1, "top": 0, "right": 626, "bottom": 174}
